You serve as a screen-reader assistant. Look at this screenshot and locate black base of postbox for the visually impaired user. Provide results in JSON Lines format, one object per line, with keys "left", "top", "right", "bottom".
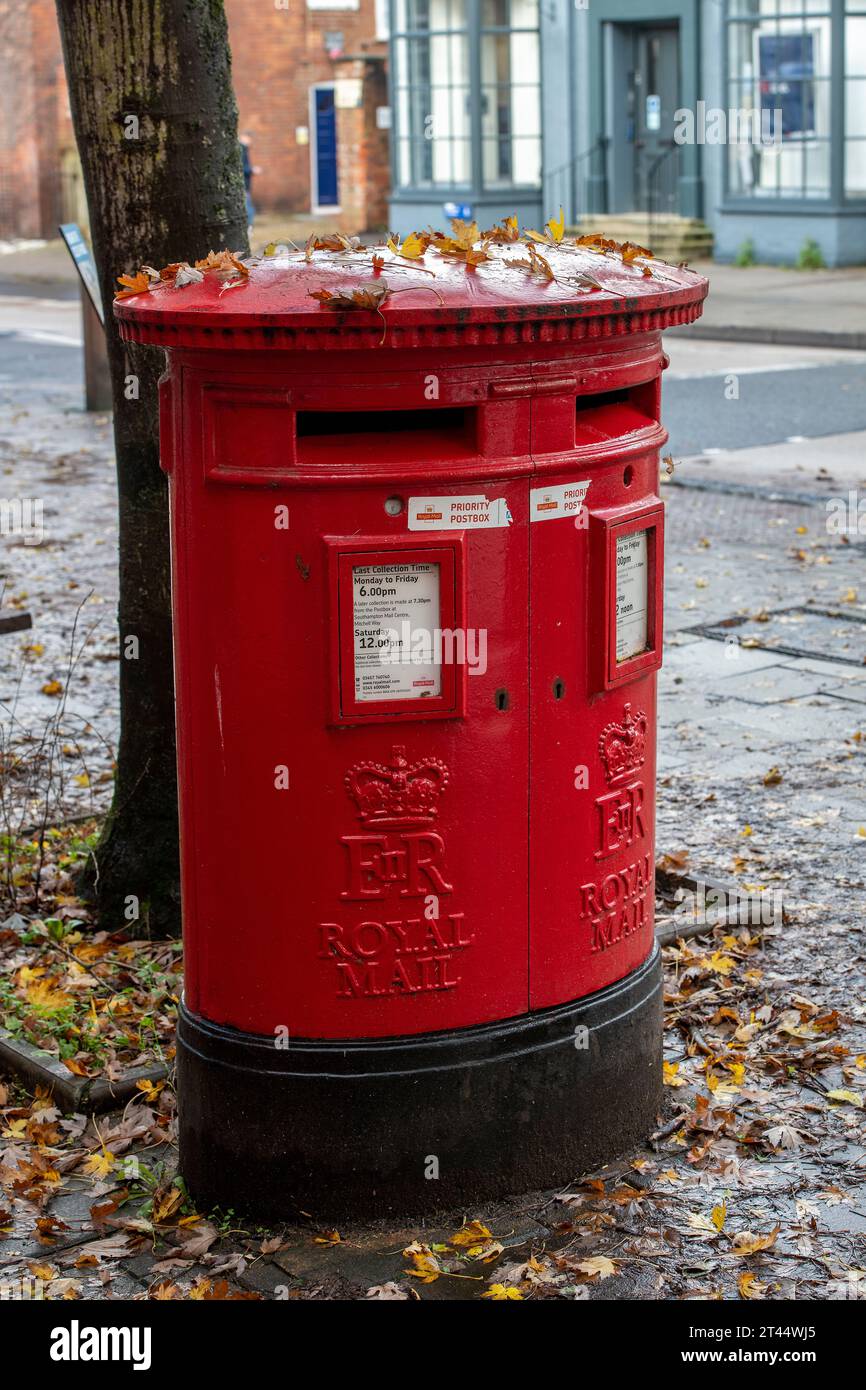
{"left": 176, "top": 946, "right": 662, "bottom": 1222}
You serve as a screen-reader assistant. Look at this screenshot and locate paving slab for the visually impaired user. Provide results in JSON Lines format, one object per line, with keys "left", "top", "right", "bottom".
{"left": 714, "top": 665, "right": 830, "bottom": 704}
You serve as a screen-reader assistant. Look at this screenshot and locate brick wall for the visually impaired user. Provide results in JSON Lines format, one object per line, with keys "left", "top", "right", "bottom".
{"left": 0, "top": 0, "right": 391, "bottom": 241}
{"left": 0, "top": 0, "right": 41, "bottom": 238}
{"left": 334, "top": 55, "right": 389, "bottom": 232}
{"left": 0, "top": 0, "right": 76, "bottom": 240}
{"left": 225, "top": 0, "right": 389, "bottom": 232}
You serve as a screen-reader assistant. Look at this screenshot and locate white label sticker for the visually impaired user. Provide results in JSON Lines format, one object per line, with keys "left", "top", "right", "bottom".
{"left": 352, "top": 562, "right": 441, "bottom": 702}
{"left": 615, "top": 530, "right": 650, "bottom": 663}
{"left": 529, "top": 480, "right": 590, "bottom": 522}
{"left": 408, "top": 495, "right": 512, "bottom": 531}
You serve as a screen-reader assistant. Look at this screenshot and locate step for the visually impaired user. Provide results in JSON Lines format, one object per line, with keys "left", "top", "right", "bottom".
{"left": 568, "top": 216, "right": 714, "bottom": 263}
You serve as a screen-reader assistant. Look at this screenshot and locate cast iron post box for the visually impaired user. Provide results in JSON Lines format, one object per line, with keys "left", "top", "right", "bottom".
{"left": 115, "top": 235, "right": 707, "bottom": 1218}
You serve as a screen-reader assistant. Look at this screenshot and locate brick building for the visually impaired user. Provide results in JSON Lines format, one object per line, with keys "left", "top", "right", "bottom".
{"left": 0, "top": 0, "right": 391, "bottom": 242}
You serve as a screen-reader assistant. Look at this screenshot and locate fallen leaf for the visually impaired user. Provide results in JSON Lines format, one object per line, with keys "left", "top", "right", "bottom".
{"left": 826, "top": 1089, "right": 863, "bottom": 1108}
{"left": 731, "top": 1225, "right": 780, "bottom": 1257}
{"left": 450, "top": 1220, "right": 493, "bottom": 1248}
{"left": 575, "top": 1255, "right": 617, "bottom": 1280}
{"left": 664, "top": 1060, "right": 687, "bottom": 1087}
{"left": 738, "top": 1271, "right": 769, "bottom": 1300}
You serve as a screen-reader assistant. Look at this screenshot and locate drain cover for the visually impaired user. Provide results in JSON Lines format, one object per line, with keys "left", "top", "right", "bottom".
{"left": 689, "top": 606, "right": 866, "bottom": 668}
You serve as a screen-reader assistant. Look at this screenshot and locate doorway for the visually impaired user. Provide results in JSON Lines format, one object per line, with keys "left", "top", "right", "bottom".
{"left": 310, "top": 84, "right": 339, "bottom": 211}
{"left": 628, "top": 24, "right": 680, "bottom": 214}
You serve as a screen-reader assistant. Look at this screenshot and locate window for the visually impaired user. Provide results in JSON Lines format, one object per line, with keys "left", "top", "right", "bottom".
{"left": 725, "top": 0, "right": 832, "bottom": 199}
{"left": 725, "top": 0, "right": 866, "bottom": 202}
{"left": 480, "top": 0, "right": 541, "bottom": 187}
{"left": 846, "top": 0, "right": 866, "bottom": 195}
{"left": 391, "top": 0, "right": 541, "bottom": 191}
{"left": 393, "top": 0, "right": 471, "bottom": 188}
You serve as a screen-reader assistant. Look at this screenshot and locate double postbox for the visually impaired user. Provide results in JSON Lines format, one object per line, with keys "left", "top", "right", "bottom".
{"left": 116, "top": 243, "right": 707, "bottom": 1217}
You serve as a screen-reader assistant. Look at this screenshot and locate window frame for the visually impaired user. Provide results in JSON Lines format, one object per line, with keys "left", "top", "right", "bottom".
{"left": 722, "top": 0, "right": 866, "bottom": 210}
{"left": 389, "top": 0, "right": 543, "bottom": 196}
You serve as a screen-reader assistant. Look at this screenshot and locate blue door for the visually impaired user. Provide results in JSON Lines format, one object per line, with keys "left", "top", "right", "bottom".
{"left": 314, "top": 87, "right": 339, "bottom": 207}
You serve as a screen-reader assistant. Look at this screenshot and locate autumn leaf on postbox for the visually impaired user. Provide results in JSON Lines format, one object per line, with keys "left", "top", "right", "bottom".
{"left": 308, "top": 232, "right": 362, "bottom": 253}
{"left": 159, "top": 262, "right": 203, "bottom": 287}
{"left": 194, "top": 249, "right": 249, "bottom": 279}
{"left": 430, "top": 221, "right": 490, "bottom": 265}
{"left": 115, "top": 272, "right": 152, "bottom": 300}
{"left": 547, "top": 207, "right": 566, "bottom": 242}
{"left": 482, "top": 214, "right": 520, "bottom": 243}
{"left": 386, "top": 231, "right": 429, "bottom": 260}
{"left": 448, "top": 218, "right": 480, "bottom": 248}
{"left": 525, "top": 207, "right": 565, "bottom": 246}
{"left": 575, "top": 233, "right": 619, "bottom": 253}
{"left": 436, "top": 244, "right": 490, "bottom": 267}
{"left": 429, "top": 218, "right": 486, "bottom": 260}
{"left": 621, "top": 241, "right": 654, "bottom": 276}
{"left": 505, "top": 244, "right": 555, "bottom": 281}
{"left": 308, "top": 282, "right": 390, "bottom": 311}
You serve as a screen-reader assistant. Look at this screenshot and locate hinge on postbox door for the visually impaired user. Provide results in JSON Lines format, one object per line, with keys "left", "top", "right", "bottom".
{"left": 489, "top": 376, "right": 577, "bottom": 398}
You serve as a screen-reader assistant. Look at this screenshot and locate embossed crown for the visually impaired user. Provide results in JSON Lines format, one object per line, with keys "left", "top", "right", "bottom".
{"left": 345, "top": 745, "right": 449, "bottom": 827}
{"left": 599, "top": 704, "right": 648, "bottom": 786}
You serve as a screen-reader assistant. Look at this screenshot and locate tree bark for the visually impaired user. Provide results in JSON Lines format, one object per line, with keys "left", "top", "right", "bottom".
{"left": 55, "top": 0, "right": 249, "bottom": 935}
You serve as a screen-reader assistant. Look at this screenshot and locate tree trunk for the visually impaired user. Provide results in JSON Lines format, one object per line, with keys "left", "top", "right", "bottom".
{"left": 55, "top": 0, "right": 249, "bottom": 936}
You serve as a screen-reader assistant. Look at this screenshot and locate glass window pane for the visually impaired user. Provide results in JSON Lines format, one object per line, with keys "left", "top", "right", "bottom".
{"left": 728, "top": 1, "right": 779, "bottom": 15}
{"left": 479, "top": 26, "right": 540, "bottom": 189}
{"left": 847, "top": 18, "right": 866, "bottom": 74}
{"left": 846, "top": 78, "right": 866, "bottom": 134}
{"left": 845, "top": 140, "right": 866, "bottom": 194}
{"left": 482, "top": 0, "right": 539, "bottom": 26}
{"left": 804, "top": 139, "right": 831, "bottom": 192}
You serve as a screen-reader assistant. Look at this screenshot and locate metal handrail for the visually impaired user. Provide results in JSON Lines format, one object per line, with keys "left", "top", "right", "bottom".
{"left": 645, "top": 141, "right": 678, "bottom": 245}
{"left": 541, "top": 137, "right": 608, "bottom": 223}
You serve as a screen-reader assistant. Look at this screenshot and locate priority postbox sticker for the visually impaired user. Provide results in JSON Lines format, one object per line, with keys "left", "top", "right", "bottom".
{"left": 408, "top": 495, "right": 512, "bottom": 531}
{"left": 529, "top": 480, "right": 590, "bottom": 522}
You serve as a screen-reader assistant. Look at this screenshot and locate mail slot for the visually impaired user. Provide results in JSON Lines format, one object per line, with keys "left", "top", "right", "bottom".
{"left": 115, "top": 237, "right": 707, "bottom": 1219}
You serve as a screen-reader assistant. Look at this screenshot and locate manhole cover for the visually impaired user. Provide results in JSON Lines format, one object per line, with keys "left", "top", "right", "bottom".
{"left": 689, "top": 606, "right": 866, "bottom": 668}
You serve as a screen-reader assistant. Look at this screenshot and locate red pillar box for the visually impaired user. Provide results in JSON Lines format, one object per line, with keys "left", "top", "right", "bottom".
{"left": 115, "top": 235, "right": 707, "bottom": 1219}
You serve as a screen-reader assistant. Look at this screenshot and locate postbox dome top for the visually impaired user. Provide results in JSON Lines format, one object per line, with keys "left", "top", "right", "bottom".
{"left": 114, "top": 227, "right": 708, "bottom": 352}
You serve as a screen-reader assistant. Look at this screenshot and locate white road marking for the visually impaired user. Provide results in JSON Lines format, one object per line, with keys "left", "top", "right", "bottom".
{"left": 17, "top": 330, "right": 83, "bottom": 347}
{"left": 668, "top": 361, "right": 834, "bottom": 380}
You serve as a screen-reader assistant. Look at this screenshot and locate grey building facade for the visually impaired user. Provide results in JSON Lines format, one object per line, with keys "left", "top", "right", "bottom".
{"left": 387, "top": 0, "right": 866, "bottom": 265}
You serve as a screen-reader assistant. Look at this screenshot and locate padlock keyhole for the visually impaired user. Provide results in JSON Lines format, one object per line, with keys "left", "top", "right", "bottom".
{"left": 494, "top": 688, "right": 510, "bottom": 711}
{"left": 553, "top": 678, "right": 566, "bottom": 700}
